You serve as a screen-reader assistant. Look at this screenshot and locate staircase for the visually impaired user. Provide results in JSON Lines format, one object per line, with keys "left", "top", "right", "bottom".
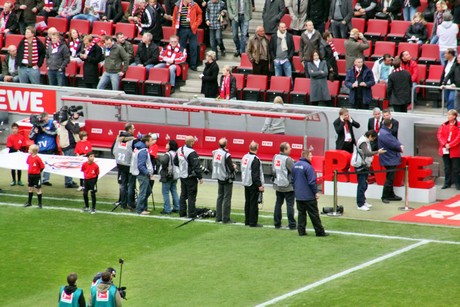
{"left": 173, "top": 0, "right": 266, "bottom": 99}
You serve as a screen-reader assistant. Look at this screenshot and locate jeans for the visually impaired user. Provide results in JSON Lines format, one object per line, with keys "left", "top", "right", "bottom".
{"left": 403, "top": 6, "right": 417, "bottom": 21}
{"left": 62, "top": 147, "right": 75, "bottom": 185}
{"left": 179, "top": 177, "right": 198, "bottom": 218}
{"left": 440, "top": 50, "right": 447, "bottom": 66}
{"left": 178, "top": 27, "right": 198, "bottom": 67}
{"left": 209, "top": 28, "right": 225, "bottom": 56}
{"left": 136, "top": 174, "right": 152, "bottom": 213}
{"left": 357, "top": 171, "right": 369, "bottom": 207}
{"left": 296, "top": 199, "right": 325, "bottom": 236}
{"left": 330, "top": 20, "right": 349, "bottom": 39}
{"left": 48, "top": 70, "right": 66, "bottom": 86}
{"left": 73, "top": 14, "right": 99, "bottom": 26}
{"left": 445, "top": 89, "right": 455, "bottom": 110}
{"left": 162, "top": 180, "right": 179, "bottom": 213}
{"left": 274, "top": 60, "right": 292, "bottom": 79}
{"left": 216, "top": 180, "right": 233, "bottom": 222}
{"left": 442, "top": 155, "right": 460, "bottom": 188}
{"left": 232, "top": 16, "right": 249, "bottom": 54}
{"left": 274, "top": 191, "right": 296, "bottom": 229}
{"left": 430, "top": 35, "right": 438, "bottom": 44}
{"left": 154, "top": 63, "right": 177, "bottom": 86}
{"left": 97, "top": 72, "right": 120, "bottom": 90}
{"left": 18, "top": 66, "right": 41, "bottom": 84}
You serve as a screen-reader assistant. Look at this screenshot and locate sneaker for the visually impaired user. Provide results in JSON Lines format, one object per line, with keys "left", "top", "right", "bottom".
{"left": 170, "top": 86, "right": 175, "bottom": 94}
{"left": 37, "top": 204, "right": 42, "bottom": 209}
{"left": 357, "top": 205, "right": 370, "bottom": 211}
{"left": 77, "top": 186, "right": 84, "bottom": 191}
{"left": 82, "top": 207, "right": 90, "bottom": 212}
{"left": 42, "top": 182, "right": 52, "bottom": 186}
{"left": 316, "top": 232, "right": 330, "bottom": 237}
{"left": 10, "top": 181, "right": 16, "bottom": 186}
{"left": 221, "top": 50, "right": 226, "bottom": 57}
{"left": 364, "top": 202, "right": 373, "bottom": 208}
{"left": 65, "top": 183, "right": 79, "bottom": 188}
{"left": 139, "top": 211, "right": 150, "bottom": 215}
{"left": 24, "top": 202, "right": 32, "bottom": 207}
{"left": 91, "top": 209, "right": 96, "bottom": 214}
{"left": 18, "top": 181, "right": 24, "bottom": 186}
{"left": 234, "top": 51, "right": 241, "bottom": 57}
{"left": 190, "top": 66, "right": 197, "bottom": 71}
{"left": 160, "top": 210, "right": 171, "bottom": 215}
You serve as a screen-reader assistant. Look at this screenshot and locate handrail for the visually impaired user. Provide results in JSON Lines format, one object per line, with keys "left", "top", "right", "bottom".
{"left": 411, "top": 84, "right": 460, "bottom": 115}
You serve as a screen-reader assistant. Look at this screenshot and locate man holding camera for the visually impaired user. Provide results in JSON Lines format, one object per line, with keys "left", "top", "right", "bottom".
{"left": 58, "top": 106, "right": 81, "bottom": 189}
{"left": 211, "top": 137, "right": 236, "bottom": 223}
{"left": 174, "top": 135, "right": 205, "bottom": 218}
{"left": 28, "top": 112, "right": 57, "bottom": 186}
{"left": 89, "top": 271, "right": 122, "bottom": 307}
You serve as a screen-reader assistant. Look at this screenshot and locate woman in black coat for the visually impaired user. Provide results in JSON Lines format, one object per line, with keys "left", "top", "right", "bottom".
{"left": 200, "top": 51, "right": 220, "bottom": 98}
{"left": 219, "top": 65, "right": 237, "bottom": 100}
{"left": 79, "top": 35, "right": 104, "bottom": 89}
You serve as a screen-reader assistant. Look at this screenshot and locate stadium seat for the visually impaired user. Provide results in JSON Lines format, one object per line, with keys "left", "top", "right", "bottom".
{"left": 290, "top": 77, "right": 310, "bottom": 105}
{"left": 292, "top": 55, "right": 305, "bottom": 77}
{"left": 232, "top": 73, "right": 245, "bottom": 99}
{"left": 115, "top": 23, "right": 136, "bottom": 40}
{"left": 387, "top": 20, "right": 411, "bottom": 42}
{"left": 92, "top": 21, "right": 113, "bottom": 36}
{"left": 161, "top": 27, "right": 175, "bottom": 45}
{"left": 65, "top": 61, "right": 79, "bottom": 86}
{"left": 242, "top": 75, "right": 268, "bottom": 102}
{"left": 365, "top": 60, "right": 374, "bottom": 70}
{"left": 293, "top": 35, "right": 300, "bottom": 55}
{"left": 48, "top": 17, "right": 68, "bottom": 34}
{"left": 69, "top": 19, "right": 91, "bottom": 35}
{"left": 352, "top": 18, "right": 366, "bottom": 33}
{"left": 1, "top": 34, "right": 23, "bottom": 53}
{"left": 144, "top": 67, "right": 171, "bottom": 97}
{"left": 121, "top": 65, "right": 146, "bottom": 94}
{"left": 363, "top": 40, "right": 372, "bottom": 60}
{"left": 419, "top": 44, "right": 440, "bottom": 64}
{"left": 327, "top": 80, "right": 340, "bottom": 107}
{"left": 425, "top": 64, "right": 444, "bottom": 101}
{"left": 371, "top": 41, "right": 396, "bottom": 60}
{"left": 418, "top": 0, "right": 428, "bottom": 12}
{"left": 236, "top": 53, "right": 252, "bottom": 74}
{"left": 425, "top": 22, "right": 434, "bottom": 38}
{"left": 364, "top": 19, "right": 389, "bottom": 41}
{"left": 417, "top": 64, "right": 427, "bottom": 84}
{"left": 337, "top": 59, "right": 347, "bottom": 80}
{"left": 332, "top": 38, "right": 346, "bottom": 58}
{"left": 397, "top": 42, "right": 420, "bottom": 60}
{"left": 370, "top": 82, "right": 387, "bottom": 110}
{"left": 40, "top": 59, "right": 48, "bottom": 84}
{"left": 280, "top": 14, "right": 291, "bottom": 29}
{"left": 266, "top": 76, "right": 291, "bottom": 102}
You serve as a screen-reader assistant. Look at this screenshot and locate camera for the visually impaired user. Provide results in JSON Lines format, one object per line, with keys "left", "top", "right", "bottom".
{"left": 119, "top": 258, "right": 124, "bottom": 264}
{"left": 118, "top": 286, "right": 127, "bottom": 300}
{"left": 30, "top": 114, "right": 47, "bottom": 130}
{"left": 199, "top": 164, "right": 210, "bottom": 175}
{"left": 54, "top": 105, "right": 84, "bottom": 123}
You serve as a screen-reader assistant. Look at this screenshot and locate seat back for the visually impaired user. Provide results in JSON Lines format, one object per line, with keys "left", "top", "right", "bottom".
{"left": 389, "top": 20, "right": 411, "bottom": 36}
{"left": 293, "top": 35, "right": 300, "bottom": 54}
{"left": 327, "top": 80, "right": 340, "bottom": 97}
{"left": 232, "top": 73, "right": 245, "bottom": 90}
{"left": 280, "top": 14, "right": 292, "bottom": 29}
{"left": 147, "top": 67, "right": 169, "bottom": 82}
{"left": 292, "top": 77, "right": 310, "bottom": 93}
{"left": 161, "top": 27, "right": 176, "bottom": 43}
{"left": 245, "top": 75, "right": 268, "bottom": 90}
{"left": 417, "top": 64, "right": 427, "bottom": 82}
{"left": 372, "top": 83, "right": 387, "bottom": 99}
{"left": 70, "top": 19, "right": 91, "bottom": 35}
{"left": 373, "top": 41, "right": 396, "bottom": 57}
{"left": 114, "top": 23, "right": 137, "bottom": 40}
{"left": 332, "top": 38, "right": 346, "bottom": 57}
{"left": 125, "top": 65, "right": 146, "bottom": 80}
{"left": 351, "top": 18, "right": 366, "bottom": 33}
{"left": 237, "top": 53, "right": 252, "bottom": 73}
{"left": 92, "top": 21, "right": 113, "bottom": 36}
{"left": 420, "top": 44, "right": 440, "bottom": 60}
{"left": 366, "top": 19, "right": 389, "bottom": 35}
{"left": 426, "top": 65, "right": 444, "bottom": 81}
{"left": 397, "top": 42, "right": 420, "bottom": 60}
{"left": 4, "top": 34, "right": 24, "bottom": 50}
{"left": 268, "top": 76, "right": 291, "bottom": 92}
{"left": 292, "top": 55, "right": 304, "bottom": 75}
{"left": 48, "top": 17, "right": 68, "bottom": 33}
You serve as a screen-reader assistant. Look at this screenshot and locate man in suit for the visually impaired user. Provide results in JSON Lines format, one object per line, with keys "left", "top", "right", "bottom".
{"left": 382, "top": 109, "right": 399, "bottom": 139}
{"left": 367, "top": 107, "right": 382, "bottom": 151}
{"left": 329, "top": 0, "right": 353, "bottom": 39}
{"left": 387, "top": 57, "right": 412, "bottom": 113}
{"left": 0, "top": 45, "right": 19, "bottom": 82}
{"left": 333, "top": 107, "right": 360, "bottom": 153}
{"left": 440, "top": 48, "right": 457, "bottom": 110}
{"left": 344, "top": 57, "right": 375, "bottom": 109}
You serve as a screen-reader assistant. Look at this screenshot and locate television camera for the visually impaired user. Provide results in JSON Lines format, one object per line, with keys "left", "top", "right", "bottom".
{"left": 54, "top": 105, "right": 84, "bottom": 123}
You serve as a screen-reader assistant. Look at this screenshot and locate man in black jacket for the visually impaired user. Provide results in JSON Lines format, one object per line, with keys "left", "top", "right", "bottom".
{"left": 307, "top": 0, "right": 331, "bottom": 34}
{"left": 17, "top": 26, "right": 45, "bottom": 84}
{"left": 333, "top": 107, "right": 360, "bottom": 153}
{"left": 387, "top": 57, "right": 412, "bottom": 113}
{"left": 133, "top": 32, "right": 159, "bottom": 78}
{"left": 0, "top": 2, "right": 19, "bottom": 35}
{"left": 269, "top": 22, "right": 294, "bottom": 79}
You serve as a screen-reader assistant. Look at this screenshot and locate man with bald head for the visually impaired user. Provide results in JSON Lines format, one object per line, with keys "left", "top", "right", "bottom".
{"left": 174, "top": 135, "right": 204, "bottom": 218}
{"left": 0, "top": 45, "right": 19, "bottom": 82}
{"left": 212, "top": 138, "right": 236, "bottom": 223}
{"left": 246, "top": 25, "right": 270, "bottom": 75}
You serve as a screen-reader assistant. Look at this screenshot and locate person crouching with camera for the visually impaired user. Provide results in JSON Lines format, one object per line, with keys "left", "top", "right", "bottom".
{"left": 212, "top": 138, "right": 236, "bottom": 223}
{"left": 89, "top": 271, "right": 122, "bottom": 307}
{"left": 351, "top": 130, "right": 386, "bottom": 211}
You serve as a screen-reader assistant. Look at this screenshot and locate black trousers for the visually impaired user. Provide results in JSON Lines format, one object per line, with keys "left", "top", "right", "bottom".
{"left": 296, "top": 199, "right": 325, "bottom": 236}
{"left": 393, "top": 104, "right": 408, "bottom": 113}
{"left": 382, "top": 165, "right": 397, "bottom": 199}
{"left": 180, "top": 177, "right": 198, "bottom": 218}
{"left": 216, "top": 180, "right": 233, "bottom": 223}
{"left": 244, "top": 185, "right": 259, "bottom": 226}
{"left": 252, "top": 60, "right": 269, "bottom": 76}
{"left": 442, "top": 155, "right": 460, "bottom": 188}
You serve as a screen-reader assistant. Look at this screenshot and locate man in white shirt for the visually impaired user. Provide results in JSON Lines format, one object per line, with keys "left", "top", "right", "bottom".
{"left": 440, "top": 48, "right": 457, "bottom": 110}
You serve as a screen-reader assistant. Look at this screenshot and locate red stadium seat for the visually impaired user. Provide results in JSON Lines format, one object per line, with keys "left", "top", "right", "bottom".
{"left": 121, "top": 1, "right": 129, "bottom": 13}
{"left": 387, "top": 20, "right": 411, "bottom": 42}
{"left": 352, "top": 18, "right": 366, "bottom": 33}
{"left": 293, "top": 35, "right": 300, "bottom": 54}
{"left": 292, "top": 55, "right": 305, "bottom": 77}
{"left": 92, "top": 21, "right": 113, "bottom": 36}
{"left": 332, "top": 38, "right": 346, "bottom": 58}
{"left": 236, "top": 53, "right": 252, "bottom": 74}
{"left": 371, "top": 41, "right": 396, "bottom": 60}
{"left": 397, "top": 42, "right": 420, "bottom": 60}
{"left": 337, "top": 59, "right": 347, "bottom": 80}
{"left": 161, "top": 27, "right": 175, "bottom": 45}
{"left": 2, "top": 34, "right": 23, "bottom": 53}
{"left": 48, "top": 17, "right": 68, "bottom": 34}
{"left": 371, "top": 82, "right": 388, "bottom": 109}
{"left": 65, "top": 61, "right": 79, "bottom": 86}
{"left": 290, "top": 77, "right": 310, "bottom": 105}
{"left": 417, "top": 64, "right": 427, "bottom": 83}
{"left": 114, "top": 23, "right": 136, "bottom": 40}
{"left": 121, "top": 65, "right": 146, "bottom": 94}
{"left": 327, "top": 80, "right": 340, "bottom": 107}
{"left": 144, "top": 67, "right": 171, "bottom": 97}
{"left": 243, "top": 75, "right": 268, "bottom": 102}
{"left": 364, "top": 19, "right": 389, "bottom": 41}
{"left": 280, "top": 14, "right": 292, "bottom": 29}
{"left": 419, "top": 44, "right": 440, "bottom": 64}
{"left": 69, "top": 19, "right": 91, "bottom": 35}
{"left": 266, "top": 76, "right": 291, "bottom": 102}
{"left": 232, "top": 73, "right": 245, "bottom": 99}
{"left": 363, "top": 40, "right": 372, "bottom": 60}
{"left": 425, "top": 64, "right": 443, "bottom": 84}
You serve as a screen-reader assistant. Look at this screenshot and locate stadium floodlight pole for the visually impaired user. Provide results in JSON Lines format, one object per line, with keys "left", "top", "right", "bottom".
{"left": 327, "top": 170, "right": 342, "bottom": 217}
{"left": 399, "top": 165, "right": 414, "bottom": 211}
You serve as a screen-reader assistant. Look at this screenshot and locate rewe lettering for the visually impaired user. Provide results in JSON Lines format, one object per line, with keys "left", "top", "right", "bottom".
{"left": 0, "top": 89, "right": 44, "bottom": 112}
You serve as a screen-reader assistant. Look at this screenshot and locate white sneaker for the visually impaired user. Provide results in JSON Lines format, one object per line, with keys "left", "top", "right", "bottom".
{"left": 364, "top": 202, "right": 373, "bottom": 208}
{"left": 357, "top": 205, "right": 370, "bottom": 211}
{"left": 77, "top": 186, "right": 84, "bottom": 191}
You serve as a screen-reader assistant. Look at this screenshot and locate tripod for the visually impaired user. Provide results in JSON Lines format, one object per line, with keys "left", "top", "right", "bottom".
{"left": 117, "top": 258, "right": 127, "bottom": 300}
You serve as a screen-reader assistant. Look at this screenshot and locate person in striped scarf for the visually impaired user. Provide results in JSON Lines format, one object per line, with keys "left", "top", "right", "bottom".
{"left": 16, "top": 26, "right": 46, "bottom": 84}
{"left": 154, "top": 35, "right": 187, "bottom": 93}
{"left": 46, "top": 32, "right": 70, "bottom": 86}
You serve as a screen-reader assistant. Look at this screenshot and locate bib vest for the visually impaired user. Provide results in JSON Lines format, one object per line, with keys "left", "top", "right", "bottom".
{"left": 212, "top": 148, "right": 230, "bottom": 181}
{"left": 58, "top": 287, "right": 82, "bottom": 307}
{"left": 90, "top": 284, "right": 117, "bottom": 307}
{"left": 241, "top": 153, "right": 264, "bottom": 187}
{"left": 272, "top": 154, "right": 290, "bottom": 187}
{"left": 351, "top": 136, "right": 373, "bottom": 168}
{"left": 178, "top": 145, "right": 195, "bottom": 178}
{"left": 113, "top": 139, "right": 134, "bottom": 166}
{"left": 130, "top": 147, "right": 153, "bottom": 176}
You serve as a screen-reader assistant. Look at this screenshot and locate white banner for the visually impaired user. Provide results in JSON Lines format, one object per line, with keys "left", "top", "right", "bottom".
{"left": 0, "top": 151, "right": 117, "bottom": 179}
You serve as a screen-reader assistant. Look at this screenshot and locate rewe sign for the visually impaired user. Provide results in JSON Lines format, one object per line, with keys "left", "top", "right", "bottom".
{"left": 0, "top": 86, "right": 56, "bottom": 114}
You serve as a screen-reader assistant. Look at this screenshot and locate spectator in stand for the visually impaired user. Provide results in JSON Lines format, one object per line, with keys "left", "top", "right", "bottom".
{"left": 154, "top": 35, "right": 187, "bottom": 94}
{"left": 321, "top": 30, "right": 339, "bottom": 81}
{"left": 307, "top": 50, "right": 331, "bottom": 105}
{"left": 39, "top": 0, "right": 61, "bottom": 22}
{"left": 79, "top": 35, "right": 104, "bottom": 88}
{"left": 58, "top": 0, "right": 83, "bottom": 23}
{"left": 437, "top": 12, "right": 458, "bottom": 66}
{"left": 246, "top": 25, "right": 270, "bottom": 76}
{"left": 333, "top": 107, "right": 360, "bottom": 153}
{"left": 344, "top": 28, "right": 369, "bottom": 70}
{"left": 160, "top": 140, "right": 180, "bottom": 214}
{"left": 133, "top": 32, "right": 159, "bottom": 78}
{"left": 307, "top": 0, "right": 330, "bottom": 34}
{"left": 400, "top": 50, "right": 419, "bottom": 104}
{"left": 261, "top": 96, "right": 286, "bottom": 134}
{"left": 200, "top": 51, "right": 219, "bottom": 98}
{"left": 440, "top": 48, "right": 456, "bottom": 110}
{"left": 75, "top": 130, "right": 93, "bottom": 191}
{"left": 206, "top": 0, "right": 227, "bottom": 59}
{"left": 405, "top": 12, "right": 428, "bottom": 45}
{"left": 121, "top": 0, "right": 143, "bottom": 23}
{"left": 227, "top": 0, "right": 252, "bottom": 57}
{"left": 0, "top": 2, "right": 19, "bottom": 35}
{"left": 382, "top": 108, "right": 399, "bottom": 138}
{"left": 286, "top": 0, "right": 308, "bottom": 36}
{"left": 430, "top": 0, "right": 449, "bottom": 44}
{"left": 299, "top": 20, "right": 322, "bottom": 77}
{"left": 44, "top": 26, "right": 58, "bottom": 49}
{"left": 446, "top": 54, "right": 460, "bottom": 112}
{"left": 171, "top": 0, "right": 202, "bottom": 71}
{"left": 46, "top": 32, "right": 70, "bottom": 86}
{"left": 402, "top": 0, "right": 420, "bottom": 21}
{"left": 262, "top": 0, "right": 285, "bottom": 36}
{"left": 101, "top": 0, "right": 123, "bottom": 23}
{"left": 73, "top": 0, "right": 107, "bottom": 27}
{"left": 344, "top": 57, "right": 375, "bottom": 109}
{"left": 15, "top": 0, "right": 43, "bottom": 34}
{"left": 17, "top": 26, "right": 46, "bottom": 84}
{"left": 137, "top": 0, "right": 155, "bottom": 35}
{"left": 372, "top": 54, "right": 393, "bottom": 84}
{"left": 387, "top": 57, "right": 412, "bottom": 113}
{"left": 0, "top": 45, "right": 19, "bottom": 83}
{"left": 219, "top": 65, "right": 237, "bottom": 100}
{"left": 68, "top": 29, "right": 83, "bottom": 62}
{"left": 116, "top": 32, "right": 135, "bottom": 64}
{"left": 437, "top": 109, "right": 460, "bottom": 190}
{"left": 97, "top": 35, "right": 129, "bottom": 90}
{"left": 329, "top": 0, "right": 353, "bottom": 39}
{"left": 148, "top": 0, "right": 164, "bottom": 45}
{"left": 354, "top": 0, "right": 378, "bottom": 20}
{"left": 269, "top": 22, "right": 294, "bottom": 80}
{"left": 7, "top": 123, "right": 25, "bottom": 186}
{"left": 163, "top": 0, "right": 175, "bottom": 26}
{"left": 381, "top": 0, "right": 403, "bottom": 20}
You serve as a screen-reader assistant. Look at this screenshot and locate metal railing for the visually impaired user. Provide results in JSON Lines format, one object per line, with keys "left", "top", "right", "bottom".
{"left": 411, "top": 84, "right": 460, "bottom": 115}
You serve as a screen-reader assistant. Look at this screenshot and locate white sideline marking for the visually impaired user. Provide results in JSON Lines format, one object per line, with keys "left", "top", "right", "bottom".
{"left": 255, "top": 240, "right": 430, "bottom": 307}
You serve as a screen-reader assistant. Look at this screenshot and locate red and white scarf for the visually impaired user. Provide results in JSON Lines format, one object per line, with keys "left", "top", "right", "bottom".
{"left": 85, "top": 38, "right": 97, "bottom": 55}
{"left": 69, "top": 38, "right": 80, "bottom": 56}
{"left": 328, "top": 40, "right": 337, "bottom": 54}
{"left": 393, "top": 67, "right": 403, "bottom": 73}
{"left": 51, "top": 41, "right": 60, "bottom": 50}
{"left": 175, "top": 1, "right": 191, "bottom": 29}
{"left": 23, "top": 37, "right": 39, "bottom": 66}
{"left": 0, "top": 10, "right": 11, "bottom": 32}
{"left": 220, "top": 75, "right": 230, "bottom": 99}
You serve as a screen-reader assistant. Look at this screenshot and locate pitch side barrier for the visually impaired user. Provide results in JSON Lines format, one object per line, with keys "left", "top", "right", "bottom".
{"left": 60, "top": 95, "right": 329, "bottom": 162}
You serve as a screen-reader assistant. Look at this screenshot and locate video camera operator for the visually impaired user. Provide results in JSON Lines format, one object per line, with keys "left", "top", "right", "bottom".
{"left": 89, "top": 271, "right": 122, "bottom": 307}
{"left": 57, "top": 105, "right": 84, "bottom": 188}
{"left": 28, "top": 112, "right": 57, "bottom": 186}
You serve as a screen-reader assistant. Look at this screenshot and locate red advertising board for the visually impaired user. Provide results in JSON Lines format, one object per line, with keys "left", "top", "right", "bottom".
{"left": 0, "top": 86, "right": 57, "bottom": 114}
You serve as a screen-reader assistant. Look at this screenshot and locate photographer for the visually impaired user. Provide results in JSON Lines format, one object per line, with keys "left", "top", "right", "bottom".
{"left": 89, "top": 271, "right": 122, "bottom": 307}
{"left": 29, "top": 112, "right": 57, "bottom": 186}
{"left": 211, "top": 138, "right": 236, "bottom": 223}
{"left": 58, "top": 106, "right": 83, "bottom": 188}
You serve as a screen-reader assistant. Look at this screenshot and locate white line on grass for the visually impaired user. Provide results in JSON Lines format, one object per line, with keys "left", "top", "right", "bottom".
{"left": 255, "top": 240, "right": 430, "bottom": 307}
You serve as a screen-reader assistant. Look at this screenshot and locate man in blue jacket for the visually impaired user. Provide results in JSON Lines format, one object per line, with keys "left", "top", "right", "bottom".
{"left": 131, "top": 134, "right": 155, "bottom": 215}
{"left": 291, "top": 150, "right": 328, "bottom": 237}
{"left": 344, "top": 57, "right": 375, "bottom": 109}
{"left": 378, "top": 118, "right": 404, "bottom": 203}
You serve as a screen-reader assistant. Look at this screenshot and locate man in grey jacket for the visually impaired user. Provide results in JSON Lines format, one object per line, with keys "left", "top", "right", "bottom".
{"left": 329, "top": 0, "right": 353, "bottom": 39}
{"left": 46, "top": 32, "right": 70, "bottom": 86}
{"left": 97, "top": 35, "right": 129, "bottom": 90}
